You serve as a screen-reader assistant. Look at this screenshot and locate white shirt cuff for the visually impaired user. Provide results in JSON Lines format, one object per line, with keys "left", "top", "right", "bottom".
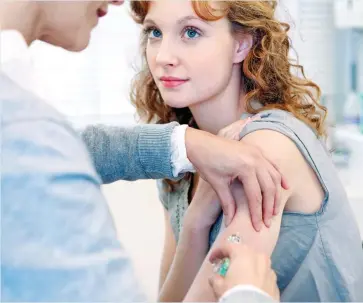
{"left": 170, "top": 125, "right": 195, "bottom": 177}
{"left": 219, "top": 284, "right": 272, "bottom": 302}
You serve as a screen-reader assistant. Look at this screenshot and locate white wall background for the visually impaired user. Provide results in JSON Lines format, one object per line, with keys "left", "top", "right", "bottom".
{"left": 102, "top": 180, "right": 164, "bottom": 300}
{"left": 30, "top": 5, "right": 141, "bottom": 118}
{"left": 24, "top": 1, "right": 362, "bottom": 301}
{"left": 279, "top": 0, "right": 337, "bottom": 95}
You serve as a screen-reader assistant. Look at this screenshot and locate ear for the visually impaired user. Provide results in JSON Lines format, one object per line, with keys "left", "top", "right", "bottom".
{"left": 233, "top": 34, "right": 253, "bottom": 64}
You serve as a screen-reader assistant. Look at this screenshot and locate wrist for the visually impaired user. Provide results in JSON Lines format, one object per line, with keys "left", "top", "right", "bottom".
{"left": 183, "top": 207, "right": 213, "bottom": 235}
{"left": 185, "top": 128, "right": 206, "bottom": 167}
{"left": 182, "top": 211, "right": 211, "bottom": 236}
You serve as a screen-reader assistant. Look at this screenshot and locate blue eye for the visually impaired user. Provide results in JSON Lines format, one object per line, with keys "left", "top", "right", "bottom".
{"left": 147, "top": 28, "right": 162, "bottom": 39}
{"left": 184, "top": 27, "right": 200, "bottom": 39}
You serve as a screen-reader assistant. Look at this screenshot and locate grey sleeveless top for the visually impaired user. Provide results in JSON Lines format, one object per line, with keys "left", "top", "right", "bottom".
{"left": 157, "top": 109, "right": 363, "bottom": 302}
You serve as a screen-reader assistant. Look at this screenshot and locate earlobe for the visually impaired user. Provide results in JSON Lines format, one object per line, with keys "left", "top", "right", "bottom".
{"left": 233, "top": 35, "right": 253, "bottom": 64}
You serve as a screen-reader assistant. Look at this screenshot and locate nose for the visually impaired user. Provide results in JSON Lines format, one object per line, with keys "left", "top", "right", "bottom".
{"left": 155, "top": 40, "right": 179, "bottom": 68}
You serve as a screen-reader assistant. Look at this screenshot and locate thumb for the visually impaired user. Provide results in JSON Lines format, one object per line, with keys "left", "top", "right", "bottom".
{"left": 208, "top": 274, "right": 225, "bottom": 300}
{"left": 211, "top": 181, "right": 236, "bottom": 227}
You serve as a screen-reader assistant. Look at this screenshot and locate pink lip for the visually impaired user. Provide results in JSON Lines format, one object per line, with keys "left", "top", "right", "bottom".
{"left": 160, "top": 77, "right": 188, "bottom": 88}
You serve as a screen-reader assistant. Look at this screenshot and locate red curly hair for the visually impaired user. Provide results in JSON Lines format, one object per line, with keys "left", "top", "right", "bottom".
{"left": 129, "top": 1, "right": 327, "bottom": 189}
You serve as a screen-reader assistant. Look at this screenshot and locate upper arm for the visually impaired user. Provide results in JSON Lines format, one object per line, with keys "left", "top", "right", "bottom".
{"left": 2, "top": 120, "right": 145, "bottom": 302}
{"left": 159, "top": 209, "right": 177, "bottom": 291}
{"left": 183, "top": 130, "right": 301, "bottom": 302}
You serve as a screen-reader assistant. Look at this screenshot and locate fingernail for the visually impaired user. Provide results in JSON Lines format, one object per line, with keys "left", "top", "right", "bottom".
{"left": 212, "top": 259, "right": 222, "bottom": 273}
{"left": 255, "top": 222, "right": 262, "bottom": 232}
{"left": 223, "top": 211, "right": 230, "bottom": 226}
{"left": 266, "top": 218, "right": 272, "bottom": 227}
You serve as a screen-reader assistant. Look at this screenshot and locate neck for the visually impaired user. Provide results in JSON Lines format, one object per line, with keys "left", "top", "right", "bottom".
{"left": 189, "top": 65, "right": 246, "bottom": 135}
{"left": 0, "top": 2, "right": 42, "bottom": 46}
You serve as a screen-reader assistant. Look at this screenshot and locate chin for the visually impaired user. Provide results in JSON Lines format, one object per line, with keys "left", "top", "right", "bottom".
{"left": 159, "top": 91, "right": 197, "bottom": 108}
{"left": 66, "top": 37, "right": 90, "bottom": 52}
{"left": 163, "top": 97, "right": 195, "bottom": 109}
{"left": 41, "top": 32, "right": 91, "bottom": 52}
{"left": 58, "top": 31, "right": 91, "bottom": 52}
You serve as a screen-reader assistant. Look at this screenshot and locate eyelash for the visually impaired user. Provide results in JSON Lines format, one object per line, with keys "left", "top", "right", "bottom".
{"left": 143, "top": 26, "right": 202, "bottom": 40}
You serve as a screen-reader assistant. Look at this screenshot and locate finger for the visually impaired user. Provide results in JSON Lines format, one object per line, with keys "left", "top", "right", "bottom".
{"left": 211, "top": 180, "right": 236, "bottom": 227}
{"left": 270, "top": 270, "right": 277, "bottom": 284}
{"left": 219, "top": 119, "right": 250, "bottom": 140}
{"left": 262, "top": 158, "right": 282, "bottom": 219}
{"left": 274, "top": 180, "right": 282, "bottom": 216}
{"left": 199, "top": 173, "right": 208, "bottom": 182}
{"left": 274, "top": 286, "right": 281, "bottom": 302}
{"left": 270, "top": 271, "right": 280, "bottom": 301}
{"left": 208, "top": 274, "right": 224, "bottom": 300}
{"left": 268, "top": 160, "right": 289, "bottom": 191}
{"left": 239, "top": 172, "right": 263, "bottom": 232}
{"left": 256, "top": 166, "right": 275, "bottom": 228}
{"left": 234, "top": 119, "right": 252, "bottom": 140}
{"left": 237, "top": 118, "right": 251, "bottom": 133}
{"left": 281, "top": 175, "right": 290, "bottom": 190}
{"left": 209, "top": 241, "right": 244, "bottom": 263}
{"left": 229, "top": 119, "right": 250, "bottom": 135}
{"left": 251, "top": 114, "right": 262, "bottom": 122}
{"left": 269, "top": 167, "right": 282, "bottom": 217}
{"left": 218, "top": 129, "right": 227, "bottom": 138}
{"left": 263, "top": 159, "right": 285, "bottom": 215}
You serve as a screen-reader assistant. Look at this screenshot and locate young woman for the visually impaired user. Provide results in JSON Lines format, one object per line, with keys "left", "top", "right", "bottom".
{"left": 130, "top": 1, "right": 363, "bottom": 301}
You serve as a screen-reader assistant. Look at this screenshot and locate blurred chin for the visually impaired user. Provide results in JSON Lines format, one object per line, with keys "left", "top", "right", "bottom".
{"left": 42, "top": 31, "right": 91, "bottom": 52}
{"left": 64, "top": 32, "right": 91, "bottom": 52}
{"left": 67, "top": 38, "right": 90, "bottom": 52}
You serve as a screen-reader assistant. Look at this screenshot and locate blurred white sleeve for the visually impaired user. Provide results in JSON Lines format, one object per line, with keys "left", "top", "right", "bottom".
{"left": 171, "top": 124, "right": 196, "bottom": 177}
{"left": 220, "top": 285, "right": 276, "bottom": 303}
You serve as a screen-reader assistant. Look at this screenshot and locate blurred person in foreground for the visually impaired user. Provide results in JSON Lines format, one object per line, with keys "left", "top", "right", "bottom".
{"left": 0, "top": 1, "right": 288, "bottom": 301}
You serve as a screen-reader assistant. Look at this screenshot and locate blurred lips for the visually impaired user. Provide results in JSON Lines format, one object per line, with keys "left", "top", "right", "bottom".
{"left": 97, "top": 7, "right": 108, "bottom": 18}
{"left": 111, "top": 0, "right": 124, "bottom": 5}
{"left": 160, "top": 76, "right": 189, "bottom": 88}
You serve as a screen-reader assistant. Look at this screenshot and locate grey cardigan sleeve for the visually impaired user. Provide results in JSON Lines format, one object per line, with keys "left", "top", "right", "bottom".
{"left": 81, "top": 122, "right": 181, "bottom": 183}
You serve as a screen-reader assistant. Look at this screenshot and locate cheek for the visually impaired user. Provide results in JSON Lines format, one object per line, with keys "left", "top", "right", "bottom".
{"left": 191, "top": 46, "right": 234, "bottom": 86}
{"left": 56, "top": 12, "right": 90, "bottom": 33}
{"left": 63, "top": 4, "right": 96, "bottom": 30}
{"left": 57, "top": 10, "right": 94, "bottom": 50}
{"left": 87, "top": 3, "right": 100, "bottom": 21}
{"left": 191, "top": 37, "right": 234, "bottom": 76}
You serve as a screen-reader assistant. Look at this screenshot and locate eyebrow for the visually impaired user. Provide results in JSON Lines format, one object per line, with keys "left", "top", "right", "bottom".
{"left": 177, "top": 15, "right": 208, "bottom": 25}
{"left": 143, "top": 15, "right": 209, "bottom": 26}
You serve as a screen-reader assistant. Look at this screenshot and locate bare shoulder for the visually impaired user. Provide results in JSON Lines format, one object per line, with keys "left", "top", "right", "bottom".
{"left": 241, "top": 129, "right": 304, "bottom": 177}
{"left": 242, "top": 129, "right": 299, "bottom": 153}
{"left": 241, "top": 129, "right": 324, "bottom": 213}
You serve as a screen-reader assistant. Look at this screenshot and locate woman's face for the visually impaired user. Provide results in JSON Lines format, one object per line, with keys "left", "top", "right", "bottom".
{"left": 144, "top": 0, "right": 249, "bottom": 109}
{"left": 40, "top": 1, "right": 123, "bottom": 51}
